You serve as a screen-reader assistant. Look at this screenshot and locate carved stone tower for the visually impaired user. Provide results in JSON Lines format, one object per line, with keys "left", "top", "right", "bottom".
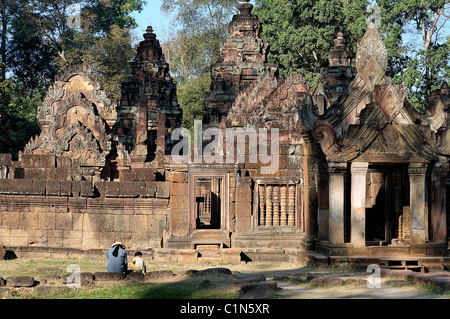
{"left": 119, "top": 26, "right": 182, "bottom": 168}
{"left": 204, "top": 0, "right": 278, "bottom": 125}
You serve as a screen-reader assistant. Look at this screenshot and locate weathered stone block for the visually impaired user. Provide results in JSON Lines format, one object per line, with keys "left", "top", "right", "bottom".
{"left": 0, "top": 154, "right": 12, "bottom": 166}
{"left": 56, "top": 156, "right": 71, "bottom": 169}
{"left": 170, "top": 171, "right": 187, "bottom": 183}
{"left": 17, "top": 179, "right": 34, "bottom": 195}
{"left": 170, "top": 182, "right": 188, "bottom": 196}
{"left": 235, "top": 202, "right": 252, "bottom": 217}
{"left": 178, "top": 249, "right": 198, "bottom": 264}
{"left": 156, "top": 182, "right": 170, "bottom": 198}
{"left": 105, "top": 181, "right": 120, "bottom": 197}
{"left": 236, "top": 188, "right": 252, "bottom": 202}
{"left": 26, "top": 168, "right": 46, "bottom": 180}
{"left": 170, "top": 195, "right": 189, "bottom": 210}
{"left": 21, "top": 154, "right": 40, "bottom": 168}
{"left": 81, "top": 181, "right": 94, "bottom": 197}
{"left": 71, "top": 181, "right": 81, "bottom": 197}
{"left": 170, "top": 209, "right": 189, "bottom": 237}
{"left": 145, "top": 270, "right": 174, "bottom": 279}
{"left": 119, "top": 170, "right": 134, "bottom": 182}
{"left": 46, "top": 180, "right": 61, "bottom": 196}
{"left": 133, "top": 182, "right": 146, "bottom": 197}
{"left": 235, "top": 216, "right": 252, "bottom": 233}
{"left": 0, "top": 179, "right": 9, "bottom": 194}
{"left": 310, "top": 276, "right": 344, "bottom": 287}
{"left": 93, "top": 182, "right": 106, "bottom": 197}
{"left": 6, "top": 276, "right": 35, "bottom": 287}
{"left": 32, "top": 180, "right": 46, "bottom": 195}
{"left": 7, "top": 179, "right": 19, "bottom": 194}
{"left": 114, "top": 214, "right": 130, "bottom": 232}
{"left": 133, "top": 168, "right": 156, "bottom": 182}
{"left": 47, "top": 168, "right": 68, "bottom": 181}
{"left": 40, "top": 155, "right": 56, "bottom": 168}
{"left": 119, "top": 182, "right": 139, "bottom": 198}
{"left": 60, "top": 180, "right": 72, "bottom": 196}
{"left": 144, "top": 182, "right": 157, "bottom": 197}
{"left": 94, "top": 272, "right": 126, "bottom": 281}
{"left": 56, "top": 213, "right": 72, "bottom": 230}
{"left": 221, "top": 248, "right": 242, "bottom": 264}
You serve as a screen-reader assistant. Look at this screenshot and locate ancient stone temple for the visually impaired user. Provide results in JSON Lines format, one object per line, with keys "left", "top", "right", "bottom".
{"left": 0, "top": 0, "right": 449, "bottom": 268}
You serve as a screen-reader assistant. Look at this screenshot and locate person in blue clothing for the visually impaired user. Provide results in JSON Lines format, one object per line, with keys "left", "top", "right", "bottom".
{"left": 106, "top": 242, "right": 128, "bottom": 273}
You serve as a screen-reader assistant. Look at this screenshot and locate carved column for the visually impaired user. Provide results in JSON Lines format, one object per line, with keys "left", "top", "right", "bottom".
{"left": 266, "top": 185, "right": 273, "bottom": 226}
{"left": 329, "top": 162, "right": 347, "bottom": 244}
{"left": 280, "top": 185, "right": 287, "bottom": 226}
{"left": 273, "top": 185, "right": 280, "bottom": 226}
{"left": 259, "top": 184, "right": 266, "bottom": 226}
{"left": 350, "top": 162, "right": 369, "bottom": 248}
{"left": 431, "top": 162, "right": 448, "bottom": 243}
{"left": 288, "top": 185, "right": 295, "bottom": 226}
{"left": 408, "top": 163, "right": 428, "bottom": 246}
{"left": 131, "top": 94, "right": 148, "bottom": 165}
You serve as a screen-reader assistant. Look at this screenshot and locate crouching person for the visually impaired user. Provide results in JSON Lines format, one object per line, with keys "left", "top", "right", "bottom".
{"left": 129, "top": 251, "right": 146, "bottom": 274}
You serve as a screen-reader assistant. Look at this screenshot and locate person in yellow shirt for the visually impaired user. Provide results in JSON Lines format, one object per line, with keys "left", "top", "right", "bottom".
{"left": 129, "top": 251, "right": 146, "bottom": 274}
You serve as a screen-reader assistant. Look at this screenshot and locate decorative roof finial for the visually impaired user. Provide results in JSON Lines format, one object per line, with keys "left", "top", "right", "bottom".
{"left": 329, "top": 32, "right": 352, "bottom": 67}
{"left": 239, "top": 0, "right": 253, "bottom": 14}
{"left": 143, "top": 25, "right": 156, "bottom": 41}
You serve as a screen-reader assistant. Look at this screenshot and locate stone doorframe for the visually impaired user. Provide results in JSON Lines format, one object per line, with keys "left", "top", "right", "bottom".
{"left": 188, "top": 170, "right": 230, "bottom": 235}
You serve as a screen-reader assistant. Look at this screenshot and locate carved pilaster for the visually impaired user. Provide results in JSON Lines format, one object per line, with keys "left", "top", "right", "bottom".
{"left": 280, "top": 185, "right": 287, "bottom": 226}
{"left": 329, "top": 162, "right": 347, "bottom": 244}
{"left": 259, "top": 184, "right": 265, "bottom": 226}
{"left": 273, "top": 185, "right": 280, "bottom": 226}
{"left": 288, "top": 185, "right": 295, "bottom": 226}
{"left": 266, "top": 185, "right": 273, "bottom": 226}
{"left": 350, "top": 162, "right": 369, "bottom": 248}
{"left": 408, "top": 163, "right": 428, "bottom": 245}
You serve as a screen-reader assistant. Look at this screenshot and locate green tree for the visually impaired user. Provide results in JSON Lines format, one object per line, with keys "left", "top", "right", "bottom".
{"left": 82, "top": 24, "right": 136, "bottom": 102}
{"left": 161, "top": 0, "right": 238, "bottom": 130}
{"left": 0, "top": 79, "right": 41, "bottom": 159}
{"left": 378, "top": 0, "right": 450, "bottom": 111}
{"left": 177, "top": 73, "right": 209, "bottom": 132}
{"left": 0, "top": 0, "right": 145, "bottom": 157}
{"left": 253, "top": 0, "right": 369, "bottom": 85}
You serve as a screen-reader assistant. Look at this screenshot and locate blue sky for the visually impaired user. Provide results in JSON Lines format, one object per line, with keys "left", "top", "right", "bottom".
{"left": 132, "top": 0, "right": 172, "bottom": 39}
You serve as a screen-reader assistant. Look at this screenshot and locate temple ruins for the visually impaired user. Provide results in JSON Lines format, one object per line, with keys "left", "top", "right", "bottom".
{"left": 0, "top": 0, "right": 449, "bottom": 269}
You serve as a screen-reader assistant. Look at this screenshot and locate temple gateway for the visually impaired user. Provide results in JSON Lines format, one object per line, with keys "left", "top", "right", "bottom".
{"left": 0, "top": 0, "right": 449, "bottom": 269}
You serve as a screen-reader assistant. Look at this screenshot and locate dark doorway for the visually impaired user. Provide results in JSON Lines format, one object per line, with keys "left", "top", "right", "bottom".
{"left": 365, "top": 168, "right": 392, "bottom": 244}
{"left": 195, "top": 177, "right": 222, "bottom": 229}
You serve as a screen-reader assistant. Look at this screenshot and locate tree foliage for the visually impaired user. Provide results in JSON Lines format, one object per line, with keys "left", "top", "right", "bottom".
{"left": 253, "top": 0, "right": 369, "bottom": 84}
{"left": 378, "top": 0, "right": 450, "bottom": 111}
{"left": 160, "top": 0, "right": 237, "bottom": 130}
{"left": 0, "top": 0, "right": 144, "bottom": 157}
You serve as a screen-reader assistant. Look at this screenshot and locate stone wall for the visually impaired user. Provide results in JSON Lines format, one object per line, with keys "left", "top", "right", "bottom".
{"left": 0, "top": 176, "right": 170, "bottom": 251}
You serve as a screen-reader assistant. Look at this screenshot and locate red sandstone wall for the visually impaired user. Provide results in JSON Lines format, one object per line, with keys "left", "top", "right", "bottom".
{"left": 0, "top": 178, "right": 169, "bottom": 251}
